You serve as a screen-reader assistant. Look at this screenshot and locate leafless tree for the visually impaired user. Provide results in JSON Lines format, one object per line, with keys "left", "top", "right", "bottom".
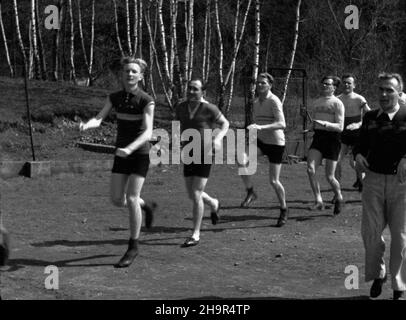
{"left": 0, "top": 0, "right": 14, "bottom": 77}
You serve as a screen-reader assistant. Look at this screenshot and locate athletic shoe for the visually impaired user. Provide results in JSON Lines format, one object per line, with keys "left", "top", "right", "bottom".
{"left": 142, "top": 201, "right": 157, "bottom": 229}
{"left": 114, "top": 238, "right": 138, "bottom": 268}
{"left": 276, "top": 208, "right": 288, "bottom": 227}
{"left": 210, "top": 201, "right": 221, "bottom": 225}
{"left": 182, "top": 237, "right": 199, "bottom": 247}
{"left": 333, "top": 199, "right": 344, "bottom": 215}
{"left": 370, "top": 275, "right": 387, "bottom": 298}
{"left": 310, "top": 202, "right": 325, "bottom": 211}
{"left": 393, "top": 290, "right": 405, "bottom": 300}
{"left": 240, "top": 190, "right": 257, "bottom": 208}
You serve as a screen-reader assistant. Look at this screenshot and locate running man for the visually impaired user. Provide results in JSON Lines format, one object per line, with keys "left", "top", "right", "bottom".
{"left": 175, "top": 78, "right": 229, "bottom": 247}
{"left": 80, "top": 57, "right": 156, "bottom": 268}
{"left": 239, "top": 73, "right": 288, "bottom": 227}
{"left": 306, "top": 76, "right": 345, "bottom": 215}
{"left": 336, "top": 74, "right": 370, "bottom": 192}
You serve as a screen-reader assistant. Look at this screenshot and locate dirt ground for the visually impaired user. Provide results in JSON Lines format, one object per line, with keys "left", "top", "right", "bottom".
{"left": 0, "top": 155, "right": 395, "bottom": 301}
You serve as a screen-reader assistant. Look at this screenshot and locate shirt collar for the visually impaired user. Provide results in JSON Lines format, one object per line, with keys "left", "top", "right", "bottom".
{"left": 377, "top": 103, "right": 400, "bottom": 120}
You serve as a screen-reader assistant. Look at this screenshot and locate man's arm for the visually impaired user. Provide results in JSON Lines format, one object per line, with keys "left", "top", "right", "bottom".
{"left": 314, "top": 101, "right": 344, "bottom": 132}
{"left": 115, "top": 102, "right": 155, "bottom": 157}
{"left": 79, "top": 97, "right": 113, "bottom": 131}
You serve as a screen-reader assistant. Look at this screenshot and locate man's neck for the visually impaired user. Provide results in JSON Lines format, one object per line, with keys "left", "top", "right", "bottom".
{"left": 323, "top": 92, "right": 334, "bottom": 98}
{"left": 382, "top": 104, "right": 400, "bottom": 114}
{"left": 125, "top": 84, "right": 139, "bottom": 93}
{"left": 258, "top": 90, "right": 270, "bottom": 101}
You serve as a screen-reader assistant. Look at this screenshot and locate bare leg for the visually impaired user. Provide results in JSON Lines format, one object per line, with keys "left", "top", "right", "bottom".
{"left": 269, "top": 162, "right": 287, "bottom": 209}
{"left": 307, "top": 149, "right": 323, "bottom": 205}
{"left": 184, "top": 176, "right": 209, "bottom": 241}
{"left": 125, "top": 175, "right": 146, "bottom": 240}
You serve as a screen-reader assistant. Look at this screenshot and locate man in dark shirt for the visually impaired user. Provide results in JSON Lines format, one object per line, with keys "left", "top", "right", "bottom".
{"left": 175, "top": 78, "right": 229, "bottom": 247}
{"left": 354, "top": 72, "right": 406, "bottom": 300}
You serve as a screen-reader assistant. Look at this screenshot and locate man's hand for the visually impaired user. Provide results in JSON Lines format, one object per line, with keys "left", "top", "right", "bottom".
{"left": 346, "top": 122, "right": 361, "bottom": 131}
{"left": 355, "top": 154, "right": 369, "bottom": 173}
{"left": 397, "top": 158, "right": 406, "bottom": 184}
{"left": 247, "top": 123, "right": 262, "bottom": 131}
{"left": 313, "top": 119, "right": 327, "bottom": 128}
{"left": 115, "top": 148, "right": 132, "bottom": 158}
{"left": 213, "top": 137, "right": 222, "bottom": 152}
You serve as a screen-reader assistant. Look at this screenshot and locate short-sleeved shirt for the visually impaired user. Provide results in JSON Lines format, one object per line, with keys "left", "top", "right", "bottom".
{"left": 338, "top": 92, "right": 368, "bottom": 118}
{"left": 253, "top": 91, "right": 285, "bottom": 146}
{"left": 175, "top": 100, "right": 222, "bottom": 135}
{"left": 109, "top": 88, "right": 154, "bottom": 155}
{"left": 312, "top": 96, "right": 345, "bottom": 131}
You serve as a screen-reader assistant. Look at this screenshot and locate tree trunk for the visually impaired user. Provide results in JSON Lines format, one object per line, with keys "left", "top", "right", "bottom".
{"left": 52, "top": 0, "right": 64, "bottom": 81}
{"left": 132, "top": 0, "right": 138, "bottom": 56}
{"left": 67, "top": 0, "right": 76, "bottom": 81}
{"left": 12, "top": 0, "right": 27, "bottom": 71}
{"left": 112, "top": 0, "right": 124, "bottom": 57}
{"left": 246, "top": 0, "right": 260, "bottom": 127}
{"left": 214, "top": 0, "right": 224, "bottom": 110}
{"left": 144, "top": 2, "right": 173, "bottom": 110}
{"left": 187, "top": 0, "right": 194, "bottom": 81}
{"left": 281, "top": 0, "right": 302, "bottom": 105}
{"left": 30, "top": 0, "right": 41, "bottom": 79}
{"left": 202, "top": 0, "right": 210, "bottom": 83}
{"left": 125, "top": 0, "right": 132, "bottom": 56}
{"left": 225, "top": 0, "right": 252, "bottom": 115}
{"left": 0, "top": 1, "right": 14, "bottom": 77}
{"left": 138, "top": 0, "right": 143, "bottom": 58}
{"left": 35, "top": 0, "right": 47, "bottom": 80}
{"left": 157, "top": 0, "right": 172, "bottom": 99}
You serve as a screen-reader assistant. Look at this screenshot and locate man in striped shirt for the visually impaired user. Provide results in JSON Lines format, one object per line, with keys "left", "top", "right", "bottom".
{"left": 306, "top": 76, "right": 345, "bottom": 215}
{"left": 239, "top": 73, "right": 288, "bottom": 227}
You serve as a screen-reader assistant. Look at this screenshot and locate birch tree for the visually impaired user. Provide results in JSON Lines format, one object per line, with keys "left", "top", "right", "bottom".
{"left": 281, "top": 0, "right": 302, "bottom": 105}
{"left": 202, "top": 0, "right": 211, "bottom": 83}
{"left": 35, "top": 0, "right": 47, "bottom": 80}
{"left": 0, "top": 0, "right": 14, "bottom": 77}
{"left": 246, "top": 0, "right": 260, "bottom": 126}
{"left": 67, "top": 0, "right": 76, "bottom": 81}
{"left": 52, "top": 0, "right": 64, "bottom": 81}
{"left": 77, "top": 0, "right": 95, "bottom": 85}
{"left": 12, "top": 0, "right": 27, "bottom": 69}
{"left": 112, "top": 0, "right": 124, "bottom": 56}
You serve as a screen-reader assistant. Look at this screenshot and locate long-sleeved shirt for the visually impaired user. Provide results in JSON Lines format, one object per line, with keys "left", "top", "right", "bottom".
{"left": 353, "top": 104, "right": 406, "bottom": 174}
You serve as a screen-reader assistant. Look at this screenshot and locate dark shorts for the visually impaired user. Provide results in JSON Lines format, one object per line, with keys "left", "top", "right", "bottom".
{"left": 341, "top": 128, "right": 360, "bottom": 146}
{"left": 309, "top": 130, "right": 341, "bottom": 161}
{"left": 257, "top": 140, "right": 285, "bottom": 164}
{"left": 341, "top": 116, "right": 361, "bottom": 146}
{"left": 111, "top": 154, "right": 150, "bottom": 177}
{"left": 183, "top": 163, "right": 212, "bottom": 178}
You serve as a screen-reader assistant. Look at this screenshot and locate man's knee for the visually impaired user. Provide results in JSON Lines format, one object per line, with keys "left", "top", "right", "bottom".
{"left": 307, "top": 165, "right": 316, "bottom": 176}
{"left": 126, "top": 194, "right": 141, "bottom": 207}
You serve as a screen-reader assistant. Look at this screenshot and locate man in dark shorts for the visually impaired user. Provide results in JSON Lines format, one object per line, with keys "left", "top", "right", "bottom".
{"left": 175, "top": 78, "right": 229, "bottom": 247}
{"left": 306, "top": 76, "right": 345, "bottom": 215}
{"left": 238, "top": 73, "right": 289, "bottom": 227}
{"left": 336, "top": 74, "right": 370, "bottom": 192}
{"left": 80, "top": 57, "right": 156, "bottom": 268}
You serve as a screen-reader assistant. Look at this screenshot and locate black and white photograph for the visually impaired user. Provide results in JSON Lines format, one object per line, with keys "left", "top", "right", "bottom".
{"left": 0, "top": 0, "right": 405, "bottom": 312}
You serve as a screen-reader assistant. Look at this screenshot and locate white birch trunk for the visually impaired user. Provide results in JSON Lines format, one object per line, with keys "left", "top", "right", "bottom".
{"left": 112, "top": 0, "right": 124, "bottom": 57}
{"left": 0, "top": 1, "right": 14, "bottom": 77}
{"left": 281, "top": 0, "right": 302, "bottom": 105}
{"left": 67, "top": 0, "right": 76, "bottom": 81}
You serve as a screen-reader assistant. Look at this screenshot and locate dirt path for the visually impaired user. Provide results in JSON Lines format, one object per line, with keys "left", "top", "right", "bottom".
{"left": 0, "top": 159, "right": 393, "bottom": 300}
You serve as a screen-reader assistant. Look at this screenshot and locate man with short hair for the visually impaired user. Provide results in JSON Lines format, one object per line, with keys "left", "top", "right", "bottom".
{"left": 239, "top": 72, "right": 288, "bottom": 227}
{"left": 306, "top": 76, "right": 345, "bottom": 215}
{"left": 354, "top": 72, "right": 406, "bottom": 300}
{"left": 175, "top": 78, "right": 229, "bottom": 247}
{"left": 336, "top": 74, "right": 370, "bottom": 192}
